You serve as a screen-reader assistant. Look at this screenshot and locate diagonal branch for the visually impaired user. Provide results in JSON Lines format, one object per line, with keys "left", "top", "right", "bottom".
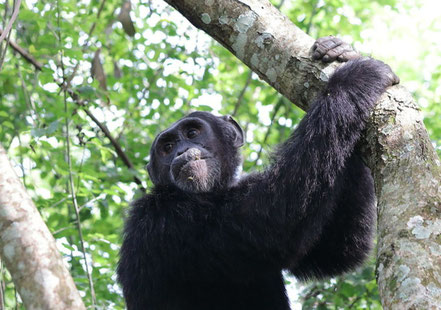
{"left": 164, "top": 0, "right": 328, "bottom": 110}
{"left": 82, "top": 108, "right": 145, "bottom": 188}
{"left": 232, "top": 72, "right": 252, "bottom": 116}
{"left": 64, "top": 88, "right": 146, "bottom": 191}
{"left": 0, "top": 29, "right": 43, "bottom": 70}
{"left": 231, "top": 0, "right": 286, "bottom": 117}
{"left": 254, "top": 96, "right": 284, "bottom": 165}
{"left": 0, "top": 0, "right": 21, "bottom": 44}
{"left": 3, "top": 24, "right": 144, "bottom": 191}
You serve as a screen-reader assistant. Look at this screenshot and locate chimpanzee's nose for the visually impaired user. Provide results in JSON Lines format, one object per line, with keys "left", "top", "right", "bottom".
{"left": 177, "top": 147, "right": 189, "bottom": 157}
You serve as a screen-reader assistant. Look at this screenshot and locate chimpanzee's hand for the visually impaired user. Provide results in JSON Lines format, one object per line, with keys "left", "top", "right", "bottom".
{"left": 310, "top": 36, "right": 360, "bottom": 63}
{"left": 311, "top": 36, "right": 400, "bottom": 86}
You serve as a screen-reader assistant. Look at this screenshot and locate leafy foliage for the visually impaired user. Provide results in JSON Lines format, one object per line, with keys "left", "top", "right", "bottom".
{"left": 300, "top": 261, "right": 382, "bottom": 309}
{"left": 0, "top": 0, "right": 439, "bottom": 309}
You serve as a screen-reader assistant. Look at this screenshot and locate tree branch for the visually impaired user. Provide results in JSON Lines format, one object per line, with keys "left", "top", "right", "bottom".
{"left": 64, "top": 88, "right": 146, "bottom": 191}
{"left": 82, "top": 108, "right": 145, "bottom": 189}
{"left": 4, "top": 26, "right": 145, "bottom": 191}
{"left": 2, "top": 14, "right": 145, "bottom": 191}
{"left": 254, "top": 96, "right": 283, "bottom": 165}
{"left": 164, "top": 0, "right": 332, "bottom": 110}
{"left": 0, "top": 0, "right": 21, "bottom": 44}
{"left": 232, "top": 71, "right": 252, "bottom": 116}
{"left": 0, "top": 145, "right": 86, "bottom": 310}
{"left": 231, "top": 0, "right": 286, "bottom": 117}
{"left": 162, "top": 0, "right": 441, "bottom": 308}
{"left": 0, "top": 29, "right": 43, "bottom": 70}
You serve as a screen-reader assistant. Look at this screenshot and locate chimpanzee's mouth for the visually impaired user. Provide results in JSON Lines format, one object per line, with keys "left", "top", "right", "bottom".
{"left": 172, "top": 157, "right": 209, "bottom": 180}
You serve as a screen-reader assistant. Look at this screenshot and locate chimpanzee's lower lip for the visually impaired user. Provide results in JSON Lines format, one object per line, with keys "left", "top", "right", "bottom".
{"left": 173, "top": 157, "right": 210, "bottom": 180}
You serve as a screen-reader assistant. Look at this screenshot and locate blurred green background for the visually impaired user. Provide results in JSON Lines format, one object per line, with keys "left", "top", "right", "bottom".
{"left": 0, "top": 0, "right": 440, "bottom": 308}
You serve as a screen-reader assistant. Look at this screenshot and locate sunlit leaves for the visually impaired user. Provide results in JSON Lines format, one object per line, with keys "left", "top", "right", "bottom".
{"left": 0, "top": 0, "right": 439, "bottom": 308}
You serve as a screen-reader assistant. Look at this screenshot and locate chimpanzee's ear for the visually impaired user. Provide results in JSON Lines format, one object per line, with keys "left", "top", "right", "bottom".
{"left": 222, "top": 115, "right": 244, "bottom": 148}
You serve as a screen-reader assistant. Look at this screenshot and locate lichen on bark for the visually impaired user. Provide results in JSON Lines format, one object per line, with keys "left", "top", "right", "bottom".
{"left": 0, "top": 145, "right": 85, "bottom": 310}
{"left": 364, "top": 87, "right": 441, "bottom": 309}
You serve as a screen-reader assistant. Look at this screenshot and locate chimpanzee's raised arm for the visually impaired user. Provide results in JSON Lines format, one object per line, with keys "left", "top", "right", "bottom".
{"left": 237, "top": 52, "right": 398, "bottom": 272}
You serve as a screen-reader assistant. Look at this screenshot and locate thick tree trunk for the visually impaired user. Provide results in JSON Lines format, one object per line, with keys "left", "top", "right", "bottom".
{"left": 364, "top": 90, "right": 441, "bottom": 309}
{"left": 0, "top": 145, "right": 85, "bottom": 310}
{"left": 163, "top": 0, "right": 441, "bottom": 308}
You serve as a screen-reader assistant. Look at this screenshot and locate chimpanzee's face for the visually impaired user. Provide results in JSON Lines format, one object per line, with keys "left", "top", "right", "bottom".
{"left": 147, "top": 112, "right": 244, "bottom": 193}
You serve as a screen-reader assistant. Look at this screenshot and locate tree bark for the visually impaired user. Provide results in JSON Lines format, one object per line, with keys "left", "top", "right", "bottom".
{"left": 162, "top": 0, "right": 441, "bottom": 308}
{"left": 0, "top": 145, "right": 85, "bottom": 310}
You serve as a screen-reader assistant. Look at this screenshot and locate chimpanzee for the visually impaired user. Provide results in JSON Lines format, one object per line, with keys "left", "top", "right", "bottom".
{"left": 117, "top": 36, "right": 399, "bottom": 310}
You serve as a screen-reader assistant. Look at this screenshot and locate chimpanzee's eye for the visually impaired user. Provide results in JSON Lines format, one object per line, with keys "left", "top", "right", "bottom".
{"left": 163, "top": 143, "right": 174, "bottom": 154}
{"left": 186, "top": 128, "right": 200, "bottom": 139}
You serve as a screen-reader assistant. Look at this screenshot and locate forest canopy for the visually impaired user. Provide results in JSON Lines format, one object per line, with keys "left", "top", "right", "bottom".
{"left": 0, "top": 0, "right": 440, "bottom": 309}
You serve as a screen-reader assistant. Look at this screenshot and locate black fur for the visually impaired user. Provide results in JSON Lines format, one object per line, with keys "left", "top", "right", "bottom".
{"left": 117, "top": 57, "right": 397, "bottom": 310}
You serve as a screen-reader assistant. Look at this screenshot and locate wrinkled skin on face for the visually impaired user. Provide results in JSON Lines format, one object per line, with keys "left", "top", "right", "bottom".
{"left": 147, "top": 111, "right": 244, "bottom": 193}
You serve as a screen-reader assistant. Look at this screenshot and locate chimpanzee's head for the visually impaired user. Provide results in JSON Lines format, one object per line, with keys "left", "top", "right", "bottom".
{"left": 146, "top": 111, "right": 244, "bottom": 193}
